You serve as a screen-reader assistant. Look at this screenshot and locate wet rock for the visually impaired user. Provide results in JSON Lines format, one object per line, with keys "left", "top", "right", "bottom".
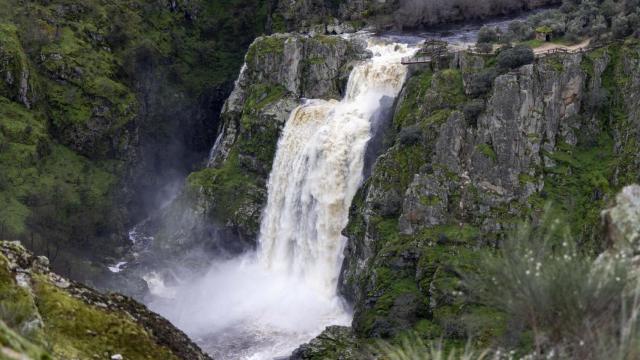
{"left": 289, "top": 326, "right": 358, "bottom": 360}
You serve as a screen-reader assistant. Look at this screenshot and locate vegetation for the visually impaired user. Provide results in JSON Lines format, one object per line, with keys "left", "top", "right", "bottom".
{"left": 467, "top": 212, "right": 640, "bottom": 359}
{"left": 0, "top": 0, "right": 273, "bottom": 276}
{"left": 479, "top": 0, "right": 640, "bottom": 47}
{"left": 496, "top": 45, "right": 535, "bottom": 70}
{"left": 390, "top": 0, "right": 560, "bottom": 29}
{"left": 0, "top": 242, "right": 195, "bottom": 359}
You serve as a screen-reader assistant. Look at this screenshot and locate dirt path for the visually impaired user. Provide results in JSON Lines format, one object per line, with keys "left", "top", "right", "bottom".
{"left": 533, "top": 38, "right": 592, "bottom": 55}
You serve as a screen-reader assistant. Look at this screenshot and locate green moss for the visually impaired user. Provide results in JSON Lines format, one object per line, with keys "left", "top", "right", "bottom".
{"left": 541, "top": 136, "right": 615, "bottom": 250}
{"left": 0, "top": 320, "right": 50, "bottom": 360}
{"left": 432, "top": 69, "right": 465, "bottom": 105}
{"left": 271, "top": 14, "right": 286, "bottom": 33}
{"left": 0, "top": 23, "right": 32, "bottom": 102}
{"left": 419, "top": 195, "right": 441, "bottom": 206}
{"left": 414, "top": 319, "right": 442, "bottom": 339}
{"left": 0, "top": 254, "right": 43, "bottom": 343}
{"left": 187, "top": 150, "right": 261, "bottom": 231}
{"left": 246, "top": 35, "right": 286, "bottom": 62}
{"left": 394, "top": 70, "right": 433, "bottom": 128}
{"left": 33, "top": 277, "right": 178, "bottom": 360}
{"left": 0, "top": 95, "right": 117, "bottom": 247}
{"left": 475, "top": 143, "right": 497, "bottom": 162}
{"left": 243, "top": 84, "right": 287, "bottom": 115}
{"left": 518, "top": 173, "right": 537, "bottom": 185}
{"left": 545, "top": 56, "right": 565, "bottom": 72}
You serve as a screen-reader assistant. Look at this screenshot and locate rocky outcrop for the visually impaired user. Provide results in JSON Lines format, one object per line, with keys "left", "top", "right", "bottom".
{"left": 0, "top": 24, "right": 34, "bottom": 109}
{"left": 290, "top": 326, "right": 358, "bottom": 360}
{"left": 602, "top": 184, "right": 640, "bottom": 251}
{"left": 339, "top": 42, "right": 640, "bottom": 340}
{"left": 129, "top": 34, "right": 368, "bottom": 281}
{"left": 0, "top": 241, "right": 210, "bottom": 360}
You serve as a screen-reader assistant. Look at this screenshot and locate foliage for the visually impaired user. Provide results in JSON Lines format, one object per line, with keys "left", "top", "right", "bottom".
{"left": 496, "top": 45, "right": 535, "bottom": 70}
{"left": 0, "top": 0, "right": 273, "bottom": 272}
{"left": 372, "top": 335, "right": 490, "bottom": 360}
{"left": 466, "top": 211, "right": 640, "bottom": 358}
{"left": 478, "top": 26, "right": 500, "bottom": 44}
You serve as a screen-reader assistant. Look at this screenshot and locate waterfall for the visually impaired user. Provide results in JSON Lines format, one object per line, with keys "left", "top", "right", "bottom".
{"left": 258, "top": 40, "right": 414, "bottom": 297}
{"left": 146, "top": 38, "right": 416, "bottom": 360}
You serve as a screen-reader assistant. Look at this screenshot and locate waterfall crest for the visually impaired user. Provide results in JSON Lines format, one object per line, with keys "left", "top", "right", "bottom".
{"left": 147, "top": 38, "right": 416, "bottom": 360}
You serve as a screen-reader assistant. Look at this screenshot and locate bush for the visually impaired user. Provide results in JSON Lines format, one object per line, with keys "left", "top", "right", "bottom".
{"left": 507, "top": 20, "right": 533, "bottom": 42}
{"left": 612, "top": 16, "right": 632, "bottom": 39}
{"left": 371, "top": 335, "right": 489, "bottom": 360}
{"left": 477, "top": 26, "right": 499, "bottom": 44}
{"left": 496, "top": 45, "right": 534, "bottom": 70}
{"left": 474, "top": 42, "right": 493, "bottom": 54}
{"left": 465, "top": 211, "right": 640, "bottom": 358}
{"left": 467, "top": 68, "right": 497, "bottom": 97}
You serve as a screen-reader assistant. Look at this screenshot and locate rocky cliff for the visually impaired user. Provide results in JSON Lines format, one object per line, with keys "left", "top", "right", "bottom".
{"left": 0, "top": 241, "right": 210, "bottom": 360}
{"left": 337, "top": 39, "right": 640, "bottom": 343}
{"left": 136, "top": 33, "right": 368, "bottom": 269}
{"left": 0, "top": 0, "right": 272, "bottom": 281}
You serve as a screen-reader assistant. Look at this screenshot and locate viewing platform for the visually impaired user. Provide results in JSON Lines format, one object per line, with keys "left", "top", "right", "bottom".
{"left": 401, "top": 55, "right": 432, "bottom": 65}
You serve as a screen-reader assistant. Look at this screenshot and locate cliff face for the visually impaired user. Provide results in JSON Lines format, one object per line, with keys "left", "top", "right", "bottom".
{"left": 0, "top": 241, "right": 209, "bottom": 360}
{"left": 139, "top": 33, "right": 368, "bottom": 267}
{"left": 338, "top": 41, "right": 640, "bottom": 341}
{"left": 0, "top": 0, "right": 271, "bottom": 280}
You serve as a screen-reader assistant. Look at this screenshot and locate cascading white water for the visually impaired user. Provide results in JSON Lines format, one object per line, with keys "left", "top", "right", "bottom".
{"left": 258, "top": 40, "right": 414, "bottom": 297}
{"left": 147, "top": 37, "right": 416, "bottom": 360}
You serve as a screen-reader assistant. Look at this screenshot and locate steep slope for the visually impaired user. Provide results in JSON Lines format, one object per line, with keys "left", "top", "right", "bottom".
{"left": 137, "top": 33, "right": 368, "bottom": 267}
{"left": 0, "top": 0, "right": 271, "bottom": 280}
{"left": 0, "top": 241, "right": 209, "bottom": 359}
{"left": 339, "top": 40, "right": 640, "bottom": 343}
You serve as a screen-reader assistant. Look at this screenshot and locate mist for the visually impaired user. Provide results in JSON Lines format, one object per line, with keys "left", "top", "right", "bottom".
{"left": 147, "top": 254, "right": 351, "bottom": 359}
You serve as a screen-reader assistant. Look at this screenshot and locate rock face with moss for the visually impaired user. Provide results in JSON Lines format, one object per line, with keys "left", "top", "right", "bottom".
{"left": 0, "top": 240, "right": 210, "bottom": 360}
{"left": 0, "top": 0, "right": 273, "bottom": 282}
{"left": 139, "top": 33, "right": 367, "bottom": 266}
{"left": 338, "top": 41, "right": 640, "bottom": 343}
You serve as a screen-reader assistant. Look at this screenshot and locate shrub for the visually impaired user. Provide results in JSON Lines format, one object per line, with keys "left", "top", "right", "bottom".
{"left": 496, "top": 45, "right": 534, "bottom": 70}
{"left": 475, "top": 42, "right": 493, "bottom": 54}
{"left": 612, "top": 16, "right": 632, "bottom": 39}
{"left": 477, "top": 26, "right": 499, "bottom": 44}
{"left": 465, "top": 211, "right": 640, "bottom": 358}
{"left": 371, "top": 335, "right": 490, "bottom": 360}
{"left": 507, "top": 20, "right": 533, "bottom": 41}
{"left": 467, "top": 68, "right": 497, "bottom": 97}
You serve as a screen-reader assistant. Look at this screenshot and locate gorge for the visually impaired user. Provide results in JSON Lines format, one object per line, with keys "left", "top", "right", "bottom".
{"left": 5, "top": 0, "right": 640, "bottom": 359}
{"left": 146, "top": 37, "right": 417, "bottom": 359}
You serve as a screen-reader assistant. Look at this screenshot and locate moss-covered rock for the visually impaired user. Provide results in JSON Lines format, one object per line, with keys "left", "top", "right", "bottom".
{"left": 340, "top": 41, "right": 640, "bottom": 344}
{"left": 139, "top": 33, "right": 367, "bottom": 269}
{"left": 0, "top": 241, "right": 210, "bottom": 360}
{"left": 0, "top": 0, "right": 277, "bottom": 282}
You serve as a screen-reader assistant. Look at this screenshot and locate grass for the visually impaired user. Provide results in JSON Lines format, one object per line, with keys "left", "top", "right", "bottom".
{"left": 475, "top": 143, "right": 497, "bottom": 162}
{"left": 466, "top": 211, "right": 640, "bottom": 358}
{"left": 33, "top": 276, "right": 178, "bottom": 360}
